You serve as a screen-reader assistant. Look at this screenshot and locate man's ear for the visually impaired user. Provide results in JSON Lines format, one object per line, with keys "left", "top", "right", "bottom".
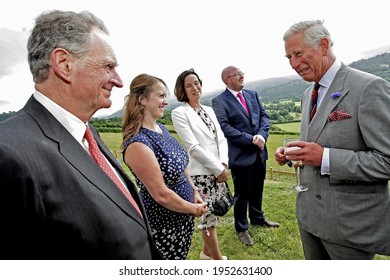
{"left": 320, "top": 38, "right": 330, "bottom": 56}
{"left": 50, "top": 48, "right": 72, "bottom": 83}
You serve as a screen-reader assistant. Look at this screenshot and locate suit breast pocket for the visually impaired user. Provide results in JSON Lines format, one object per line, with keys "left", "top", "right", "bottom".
{"left": 323, "top": 118, "right": 360, "bottom": 146}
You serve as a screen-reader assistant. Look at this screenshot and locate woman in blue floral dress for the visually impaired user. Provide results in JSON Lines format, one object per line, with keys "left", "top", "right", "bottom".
{"left": 122, "top": 74, "right": 207, "bottom": 260}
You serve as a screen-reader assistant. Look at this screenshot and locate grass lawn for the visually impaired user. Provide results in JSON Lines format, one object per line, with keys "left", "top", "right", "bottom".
{"left": 187, "top": 178, "right": 304, "bottom": 260}
{"left": 100, "top": 131, "right": 390, "bottom": 260}
{"left": 273, "top": 122, "right": 301, "bottom": 134}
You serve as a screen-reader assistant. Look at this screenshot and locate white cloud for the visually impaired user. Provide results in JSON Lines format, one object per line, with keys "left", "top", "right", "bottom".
{"left": 1, "top": 0, "right": 389, "bottom": 116}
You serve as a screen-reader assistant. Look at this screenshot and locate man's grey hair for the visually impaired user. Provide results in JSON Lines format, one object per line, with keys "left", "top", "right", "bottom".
{"left": 27, "top": 10, "right": 109, "bottom": 83}
{"left": 283, "top": 20, "right": 334, "bottom": 50}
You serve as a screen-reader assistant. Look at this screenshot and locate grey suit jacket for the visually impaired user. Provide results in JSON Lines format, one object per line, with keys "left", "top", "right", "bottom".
{"left": 298, "top": 63, "right": 390, "bottom": 255}
{"left": 0, "top": 96, "right": 160, "bottom": 259}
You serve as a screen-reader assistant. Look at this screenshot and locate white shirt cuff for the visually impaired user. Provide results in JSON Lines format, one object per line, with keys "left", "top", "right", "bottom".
{"left": 321, "top": 147, "right": 330, "bottom": 175}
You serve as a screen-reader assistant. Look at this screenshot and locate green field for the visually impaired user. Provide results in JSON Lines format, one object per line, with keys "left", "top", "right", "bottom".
{"left": 273, "top": 122, "right": 301, "bottom": 134}
{"left": 101, "top": 130, "right": 389, "bottom": 260}
{"left": 103, "top": 130, "right": 296, "bottom": 178}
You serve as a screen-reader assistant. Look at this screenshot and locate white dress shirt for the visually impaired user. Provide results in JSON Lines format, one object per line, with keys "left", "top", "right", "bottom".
{"left": 316, "top": 60, "right": 341, "bottom": 175}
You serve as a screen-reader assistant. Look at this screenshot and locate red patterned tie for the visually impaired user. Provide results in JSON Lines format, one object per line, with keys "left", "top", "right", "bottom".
{"left": 237, "top": 92, "right": 249, "bottom": 114}
{"left": 310, "top": 83, "right": 320, "bottom": 122}
{"left": 84, "top": 126, "right": 143, "bottom": 218}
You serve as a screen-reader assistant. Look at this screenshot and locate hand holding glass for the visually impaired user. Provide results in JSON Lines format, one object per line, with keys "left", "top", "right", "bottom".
{"left": 283, "top": 138, "right": 308, "bottom": 192}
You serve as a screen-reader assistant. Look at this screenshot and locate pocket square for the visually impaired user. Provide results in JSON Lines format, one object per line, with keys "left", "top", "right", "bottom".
{"left": 327, "top": 110, "right": 352, "bottom": 122}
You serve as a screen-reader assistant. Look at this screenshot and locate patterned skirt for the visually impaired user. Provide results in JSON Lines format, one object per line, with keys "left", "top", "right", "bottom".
{"left": 191, "top": 174, "right": 228, "bottom": 230}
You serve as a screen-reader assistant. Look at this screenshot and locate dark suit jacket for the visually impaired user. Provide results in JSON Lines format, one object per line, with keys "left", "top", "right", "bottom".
{"left": 0, "top": 96, "right": 160, "bottom": 259}
{"left": 212, "top": 88, "right": 270, "bottom": 168}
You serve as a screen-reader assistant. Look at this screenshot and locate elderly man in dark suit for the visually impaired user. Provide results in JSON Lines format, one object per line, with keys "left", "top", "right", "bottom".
{"left": 212, "top": 66, "right": 279, "bottom": 246}
{"left": 0, "top": 10, "right": 160, "bottom": 259}
{"left": 275, "top": 20, "right": 390, "bottom": 259}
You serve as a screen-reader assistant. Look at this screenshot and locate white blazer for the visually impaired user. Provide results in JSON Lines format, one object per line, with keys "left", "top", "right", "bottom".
{"left": 171, "top": 103, "right": 228, "bottom": 177}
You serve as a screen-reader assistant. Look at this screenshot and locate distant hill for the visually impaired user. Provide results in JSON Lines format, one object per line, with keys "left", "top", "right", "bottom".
{"left": 349, "top": 52, "right": 390, "bottom": 81}
{"left": 3, "top": 52, "right": 388, "bottom": 121}
{"left": 0, "top": 111, "right": 15, "bottom": 121}
{"left": 105, "top": 76, "right": 310, "bottom": 118}
{"left": 104, "top": 52, "right": 390, "bottom": 119}
{"left": 199, "top": 76, "right": 310, "bottom": 107}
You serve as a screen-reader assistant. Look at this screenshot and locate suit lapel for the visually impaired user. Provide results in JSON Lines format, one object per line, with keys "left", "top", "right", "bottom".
{"left": 24, "top": 97, "right": 145, "bottom": 227}
{"left": 305, "top": 64, "right": 351, "bottom": 142}
{"left": 183, "top": 103, "right": 215, "bottom": 139}
{"left": 203, "top": 106, "right": 223, "bottom": 139}
{"left": 60, "top": 135, "right": 145, "bottom": 226}
{"left": 241, "top": 90, "right": 252, "bottom": 119}
{"left": 91, "top": 127, "right": 145, "bottom": 220}
{"left": 300, "top": 87, "right": 312, "bottom": 140}
{"left": 226, "top": 90, "right": 250, "bottom": 118}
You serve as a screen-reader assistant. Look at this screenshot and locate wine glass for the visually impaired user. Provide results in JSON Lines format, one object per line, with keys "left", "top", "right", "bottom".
{"left": 283, "top": 138, "right": 308, "bottom": 192}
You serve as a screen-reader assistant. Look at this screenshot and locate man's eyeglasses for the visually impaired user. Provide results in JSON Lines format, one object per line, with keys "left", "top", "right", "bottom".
{"left": 227, "top": 71, "right": 244, "bottom": 78}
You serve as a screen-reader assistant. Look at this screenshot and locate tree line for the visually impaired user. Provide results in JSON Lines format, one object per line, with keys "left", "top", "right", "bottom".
{"left": 89, "top": 110, "right": 172, "bottom": 133}
{"left": 3, "top": 53, "right": 389, "bottom": 132}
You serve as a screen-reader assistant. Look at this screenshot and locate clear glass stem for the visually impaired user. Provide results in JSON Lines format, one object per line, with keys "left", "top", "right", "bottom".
{"left": 291, "top": 166, "right": 308, "bottom": 192}
{"left": 295, "top": 167, "right": 300, "bottom": 186}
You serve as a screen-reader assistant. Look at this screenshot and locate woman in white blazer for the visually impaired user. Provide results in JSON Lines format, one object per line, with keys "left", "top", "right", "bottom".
{"left": 172, "top": 69, "right": 230, "bottom": 260}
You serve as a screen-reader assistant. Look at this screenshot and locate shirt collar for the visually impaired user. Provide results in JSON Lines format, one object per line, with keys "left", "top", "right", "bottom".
{"left": 33, "top": 91, "right": 87, "bottom": 146}
{"left": 227, "top": 88, "right": 242, "bottom": 98}
{"left": 315, "top": 60, "right": 342, "bottom": 107}
{"left": 318, "top": 59, "right": 341, "bottom": 89}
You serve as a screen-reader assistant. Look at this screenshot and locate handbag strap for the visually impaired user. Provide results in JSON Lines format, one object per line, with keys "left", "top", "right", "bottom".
{"left": 214, "top": 180, "right": 232, "bottom": 195}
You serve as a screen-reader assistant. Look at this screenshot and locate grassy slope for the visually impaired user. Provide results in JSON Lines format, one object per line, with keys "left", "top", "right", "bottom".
{"left": 101, "top": 131, "right": 389, "bottom": 260}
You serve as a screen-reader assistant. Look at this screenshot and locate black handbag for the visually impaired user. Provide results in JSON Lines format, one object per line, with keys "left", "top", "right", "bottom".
{"left": 212, "top": 181, "right": 234, "bottom": 217}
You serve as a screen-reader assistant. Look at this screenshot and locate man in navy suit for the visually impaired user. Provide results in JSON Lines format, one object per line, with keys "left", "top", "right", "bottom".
{"left": 0, "top": 10, "right": 160, "bottom": 259}
{"left": 212, "top": 66, "right": 279, "bottom": 246}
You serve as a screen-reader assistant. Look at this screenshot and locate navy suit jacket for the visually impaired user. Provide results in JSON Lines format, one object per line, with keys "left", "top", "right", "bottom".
{"left": 0, "top": 96, "right": 160, "bottom": 259}
{"left": 212, "top": 88, "right": 270, "bottom": 168}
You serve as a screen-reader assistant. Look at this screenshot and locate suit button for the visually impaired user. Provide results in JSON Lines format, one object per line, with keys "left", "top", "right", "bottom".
{"left": 313, "top": 169, "right": 318, "bottom": 175}
{"left": 315, "top": 194, "right": 321, "bottom": 200}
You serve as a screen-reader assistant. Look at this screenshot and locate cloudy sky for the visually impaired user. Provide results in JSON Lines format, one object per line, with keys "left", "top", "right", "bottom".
{"left": 1, "top": 0, "right": 389, "bottom": 117}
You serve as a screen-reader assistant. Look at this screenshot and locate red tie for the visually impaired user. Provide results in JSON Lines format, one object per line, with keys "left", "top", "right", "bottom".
{"left": 237, "top": 92, "right": 249, "bottom": 114}
{"left": 310, "top": 83, "right": 320, "bottom": 122}
{"left": 84, "top": 126, "right": 143, "bottom": 218}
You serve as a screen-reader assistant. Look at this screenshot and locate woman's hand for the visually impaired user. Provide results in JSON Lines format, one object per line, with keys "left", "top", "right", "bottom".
{"left": 217, "top": 168, "right": 230, "bottom": 183}
{"left": 193, "top": 190, "right": 203, "bottom": 203}
{"left": 193, "top": 201, "right": 208, "bottom": 217}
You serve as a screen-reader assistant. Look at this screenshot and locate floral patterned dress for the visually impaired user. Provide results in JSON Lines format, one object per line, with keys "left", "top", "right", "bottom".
{"left": 123, "top": 123, "right": 195, "bottom": 260}
{"left": 192, "top": 107, "right": 228, "bottom": 231}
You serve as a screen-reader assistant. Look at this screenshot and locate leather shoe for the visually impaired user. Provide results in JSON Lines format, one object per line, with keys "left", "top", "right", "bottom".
{"left": 252, "top": 219, "right": 280, "bottom": 228}
{"left": 238, "top": 230, "right": 254, "bottom": 246}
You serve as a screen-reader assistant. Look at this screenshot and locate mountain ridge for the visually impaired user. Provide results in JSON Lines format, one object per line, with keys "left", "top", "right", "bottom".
{"left": 2, "top": 51, "right": 389, "bottom": 122}
{"left": 104, "top": 51, "right": 390, "bottom": 119}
